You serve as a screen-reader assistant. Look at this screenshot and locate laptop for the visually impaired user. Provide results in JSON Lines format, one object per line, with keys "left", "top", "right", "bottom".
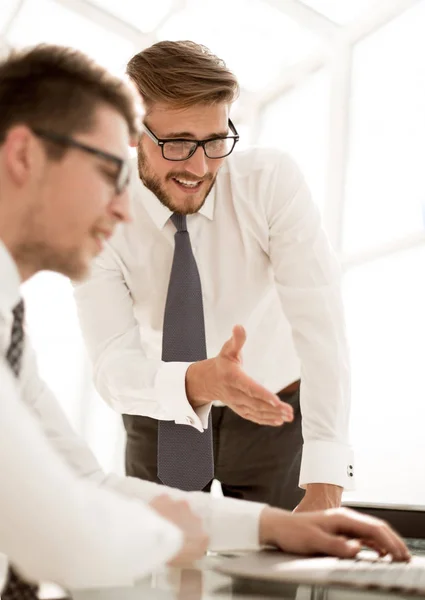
{"left": 344, "top": 500, "right": 425, "bottom": 555}
{"left": 215, "top": 501, "right": 425, "bottom": 595}
{"left": 215, "top": 549, "right": 425, "bottom": 595}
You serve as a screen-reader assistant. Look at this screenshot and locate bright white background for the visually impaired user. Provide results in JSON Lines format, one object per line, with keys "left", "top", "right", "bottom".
{"left": 1, "top": 0, "right": 424, "bottom": 505}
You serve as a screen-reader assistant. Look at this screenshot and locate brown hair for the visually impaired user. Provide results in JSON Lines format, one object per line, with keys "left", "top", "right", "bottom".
{"left": 127, "top": 40, "right": 239, "bottom": 111}
{"left": 0, "top": 44, "right": 141, "bottom": 158}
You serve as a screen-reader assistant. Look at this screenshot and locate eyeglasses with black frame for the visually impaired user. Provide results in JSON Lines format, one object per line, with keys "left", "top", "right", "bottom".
{"left": 142, "top": 119, "right": 240, "bottom": 161}
{"left": 32, "top": 128, "right": 130, "bottom": 194}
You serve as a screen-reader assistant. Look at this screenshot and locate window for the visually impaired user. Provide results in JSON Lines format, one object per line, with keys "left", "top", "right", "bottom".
{"left": 7, "top": 0, "right": 135, "bottom": 75}
{"left": 343, "top": 1, "right": 425, "bottom": 255}
{"left": 259, "top": 68, "right": 330, "bottom": 213}
{"left": 343, "top": 246, "right": 425, "bottom": 504}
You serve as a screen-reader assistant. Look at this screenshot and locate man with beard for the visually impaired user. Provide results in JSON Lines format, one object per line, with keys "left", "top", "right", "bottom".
{"left": 75, "top": 40, "right": 354, "bottom": 512}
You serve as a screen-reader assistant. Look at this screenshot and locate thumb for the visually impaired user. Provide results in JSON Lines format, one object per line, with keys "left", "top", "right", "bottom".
{"left": 320, "top": 533, "right": 361, "bottom": 558}
{"left": 221, "top": 325, "right": 246, "bottom": 361}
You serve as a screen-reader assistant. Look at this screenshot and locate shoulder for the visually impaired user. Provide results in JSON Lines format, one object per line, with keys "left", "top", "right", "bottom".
{"left": 220, "top": 147, "right": 303, "bottom": 188}
{"left": 218, "top": 147, "right": 305, "bottom": 207}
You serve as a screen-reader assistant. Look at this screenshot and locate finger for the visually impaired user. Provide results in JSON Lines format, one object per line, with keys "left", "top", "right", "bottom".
{"left": 234, "top": 374, "right": 294, "bottom": 417}
{"left": 236, "top": 408, "right": 286, "bottom": 426}
{"left": 238, "top": 401, "right": 291, "bottom": 424}
{"left": 220, "top": 325, "right": 246, "bottom": 361}
{"left": 359, "top": 538, "right": 389, "bottom": 558}
{"left": 352, "top": 513, "right": 410, "bottom": 561}
{"left": 149, "top": 493, "right": 172, "bottom": 508}
{"left": 331, "top": 511, "right": 410, "bottom": 561}
{"left": 362, "top": 526, "right": 409, "bottom": 562}
{"left": 230, "top": 391, "right": 293, "bottom": 422}
{"left": 231, "top": 324, "right": 246, "bottom": 354}
{"left": 317, "top": 532, "right": 361, "bottom": 558}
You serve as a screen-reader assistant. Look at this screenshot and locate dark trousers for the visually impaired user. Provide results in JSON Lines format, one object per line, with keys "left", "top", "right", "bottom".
{"left": 123, "top": 386, "right": 304, "bottom": 510}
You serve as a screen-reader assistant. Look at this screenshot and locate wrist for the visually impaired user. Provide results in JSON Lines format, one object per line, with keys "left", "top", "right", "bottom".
{"left": 186, "top": 359, "right": 216, "bottom": 407}
{"left": 259, "top": 506, "right": 285, "bottom": 546}
{"left": 304, "top": 483, "right": 343, "bottom": 506}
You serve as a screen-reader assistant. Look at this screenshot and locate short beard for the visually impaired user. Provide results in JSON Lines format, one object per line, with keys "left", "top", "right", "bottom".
{"left": 15, "top": 242, "right": 88, "bottom": 281}
{"left": 137, "top": 144, "right": 216, "bottom": 215}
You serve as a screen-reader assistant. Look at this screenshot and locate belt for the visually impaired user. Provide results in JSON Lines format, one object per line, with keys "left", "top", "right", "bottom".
{"left": 278, "top": 379, "right": 300, "bottom": 396}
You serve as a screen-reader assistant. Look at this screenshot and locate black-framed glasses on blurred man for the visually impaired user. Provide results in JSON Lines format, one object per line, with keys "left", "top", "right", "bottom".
{"left": 142, "top": 119, "right": 240, "bottom": 161}
{"left": 32, "top": 129, "right": 130, "bottom": 194}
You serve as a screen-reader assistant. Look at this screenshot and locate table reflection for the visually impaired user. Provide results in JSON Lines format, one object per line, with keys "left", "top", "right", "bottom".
{"left": 68, "top": 555, "right": 415, "bottom": 600}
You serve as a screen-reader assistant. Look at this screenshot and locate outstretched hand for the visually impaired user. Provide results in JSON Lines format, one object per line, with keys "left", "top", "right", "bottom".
{"left": 186, "top": 325, "right": 293, "bottom": 426}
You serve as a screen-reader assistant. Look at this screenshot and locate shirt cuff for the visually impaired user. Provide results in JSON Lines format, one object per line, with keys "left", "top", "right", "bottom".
{"left": 155, "top": 361, "right": 212, "bottom": 432}
{"left": 299, "top": 440, "right": 355, "bottom": 491}
{"left": 208, "top": 497, "right": 265, "bottom": 552}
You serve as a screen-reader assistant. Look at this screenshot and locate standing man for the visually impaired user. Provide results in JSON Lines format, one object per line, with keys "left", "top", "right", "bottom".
{"left": 75, "top": 41, "right": 354, "bottom": 511}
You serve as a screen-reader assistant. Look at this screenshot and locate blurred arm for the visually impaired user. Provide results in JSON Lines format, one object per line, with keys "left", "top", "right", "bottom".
{"left": 0, "top": 359, "right": 183, "bottom": 590}
{"left": 20, "top": 341, "right": 264, "bottom": 553}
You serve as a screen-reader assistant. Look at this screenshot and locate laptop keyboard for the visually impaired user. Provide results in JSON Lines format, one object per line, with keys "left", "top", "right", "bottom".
{"left": 405, "top": 537, "right": 425, "bottom": 556}
{"left": 329, "top": 554, "right": 425, "bottom": 592}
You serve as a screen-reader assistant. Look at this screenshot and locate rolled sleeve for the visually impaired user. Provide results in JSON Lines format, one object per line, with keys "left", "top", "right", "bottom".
{"left": 300, "top": 440, "right": 355, "bottom": 490}
{"left": 155, "top": 361, "right": 212, "bottom": 431}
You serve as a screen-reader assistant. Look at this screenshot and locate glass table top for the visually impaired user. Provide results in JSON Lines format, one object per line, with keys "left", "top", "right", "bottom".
{"left": 65, "top": 554, "right": 418, "bottom": 600}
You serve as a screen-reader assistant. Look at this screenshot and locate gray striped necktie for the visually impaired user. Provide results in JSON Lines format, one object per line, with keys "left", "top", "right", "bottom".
{"left": 2, "top": 300, "right": 39, "bottom": 599}
{"left": 157, "top": 213, "right": 214, "bottom": 491}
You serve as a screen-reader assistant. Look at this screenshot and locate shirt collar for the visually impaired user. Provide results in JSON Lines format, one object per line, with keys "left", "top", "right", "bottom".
{"left": 0, "top": 238, "right": 21, "bottom": 316}
{"left": 131, "top": 161, "right": 216, "bottom": 230}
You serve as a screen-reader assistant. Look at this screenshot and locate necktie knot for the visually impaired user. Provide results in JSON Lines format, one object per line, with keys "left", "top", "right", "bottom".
{"left": 171, "top": 212, "right": 187, "bottom": 232}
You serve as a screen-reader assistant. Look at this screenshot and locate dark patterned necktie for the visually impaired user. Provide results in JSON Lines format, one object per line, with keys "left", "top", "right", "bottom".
{"left": 2, "top": 300, "right": 39, "bottom": 600}
{"left": 157, "top": 213, "right": 214, "bottom": 491}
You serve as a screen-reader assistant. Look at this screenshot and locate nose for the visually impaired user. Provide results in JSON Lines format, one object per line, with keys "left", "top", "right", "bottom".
{"left": 110, "top": 187, "right": 132, "bottom": 224}
{"left": 184, "top": 145, "right": 208, "bottom": 178}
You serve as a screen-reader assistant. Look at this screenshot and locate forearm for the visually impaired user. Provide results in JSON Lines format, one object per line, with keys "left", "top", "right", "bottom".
{"left": 104, "top": 472, "right": 265, "bottom": 552}
{"left": 1, "top": 371, "right": 183, "bottom": 589}
{"left": 92, "top": 347, "right": 210, "bottom": 428}
{"left": 74, "top": 259, "right": 207, "bottom": 424}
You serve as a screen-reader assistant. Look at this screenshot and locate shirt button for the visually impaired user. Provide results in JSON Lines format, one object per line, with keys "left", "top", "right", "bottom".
{"left": 186, "top": 416, "right": 194, "bottom": 425}
{"left": 347, "top": 464, "right": 354, "bottom": 477}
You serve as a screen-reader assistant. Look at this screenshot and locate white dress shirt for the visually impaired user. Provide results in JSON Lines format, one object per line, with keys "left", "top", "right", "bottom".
{"left": 0, "top": 240, "right": 264, "bottom": 591}
{"left": 74, "top": 147, "right": 354, "bottom": 490}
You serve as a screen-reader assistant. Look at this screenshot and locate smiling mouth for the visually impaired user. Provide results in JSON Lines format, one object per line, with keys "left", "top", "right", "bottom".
{"left": 171, "top": 176, "right": 203, "bottom": 191}
{"left": 92, "top": 229, "right": 113, "bottom": 252}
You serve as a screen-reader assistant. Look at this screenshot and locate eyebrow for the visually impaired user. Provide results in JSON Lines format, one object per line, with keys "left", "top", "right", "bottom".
{"left": 162, "top": 129, "right": 230, "bottom": 140}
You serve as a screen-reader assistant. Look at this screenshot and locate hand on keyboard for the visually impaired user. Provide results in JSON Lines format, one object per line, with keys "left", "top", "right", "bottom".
{"left": 259, "top": 507, "right": 411, "bottom": 562}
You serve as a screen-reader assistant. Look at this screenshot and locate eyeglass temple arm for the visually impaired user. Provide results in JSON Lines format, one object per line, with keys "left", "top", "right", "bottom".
{"left": 228, "top": 119, "right": 239, "bottom": 139}
{"left": 142, "top": 124, "right": 161, "bottom": 145}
